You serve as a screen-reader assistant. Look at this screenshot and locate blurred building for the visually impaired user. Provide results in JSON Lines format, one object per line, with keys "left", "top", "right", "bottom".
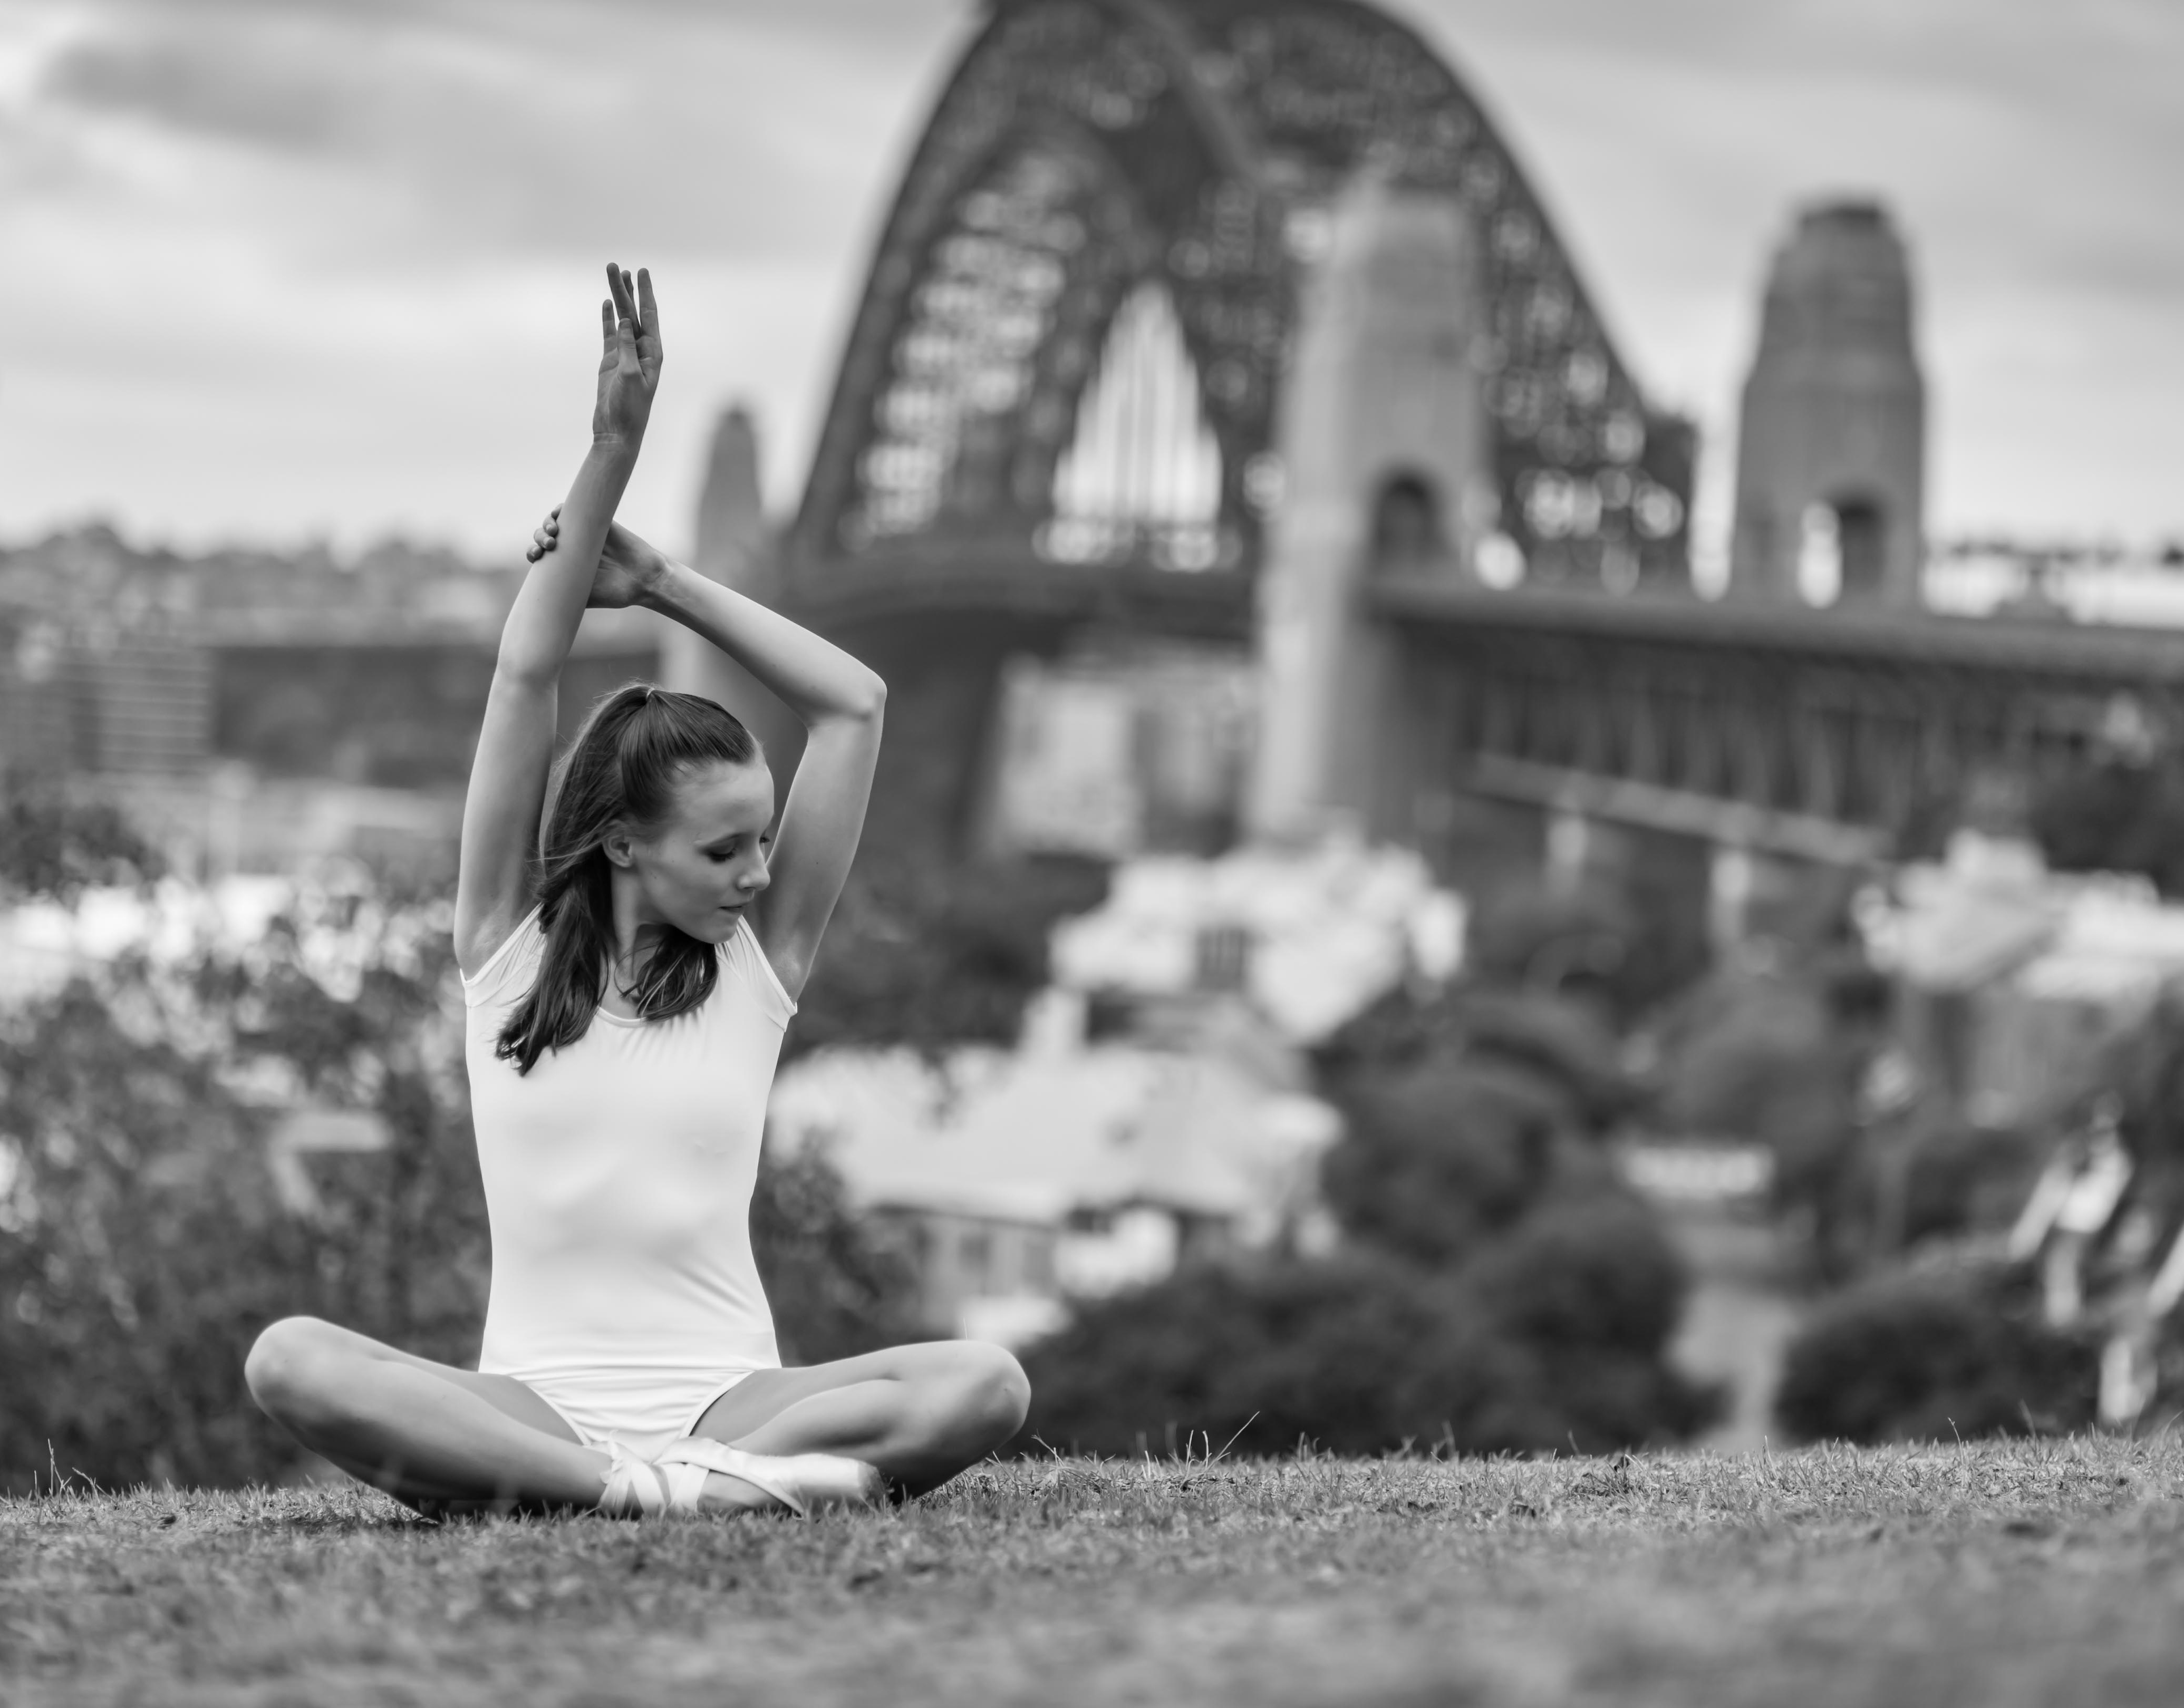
{"left": 768, "top": 838, "right": 1458, "bottom": 1342}
{"left": 769, "top": 1009, "right": 1341, "bottom": 1346}
{"left": 0, "top": 525, "right": 659, "bottom": 878}
{"left": 1859, "top": 831, "right": 2184, "bottom": 1129}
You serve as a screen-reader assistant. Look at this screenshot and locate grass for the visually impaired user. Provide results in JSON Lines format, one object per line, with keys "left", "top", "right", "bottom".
{"left": 5, "top": 1437, "right": 2183, "bottom": 1707}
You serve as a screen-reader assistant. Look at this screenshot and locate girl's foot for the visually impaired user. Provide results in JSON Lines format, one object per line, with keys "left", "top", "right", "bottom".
{"left": 596, "top": 1439, "right": 883, "bottom": 1517}
{"left": 655, "top": 1438, "right": 885, "bottom": 1516}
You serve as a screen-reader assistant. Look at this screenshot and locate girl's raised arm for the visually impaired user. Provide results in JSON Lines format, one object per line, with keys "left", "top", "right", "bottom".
{"left": 527, "top": 511, "right": 883, "bottom": 1001}
{"left": 641, "top": 558, "right": 883, "bottom": 999}
{"left": 453, "top": 265, "right": 662, "bottom": 976}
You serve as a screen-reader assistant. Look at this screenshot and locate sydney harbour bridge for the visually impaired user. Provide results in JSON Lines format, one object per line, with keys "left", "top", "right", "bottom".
{"left": 716, "top": 0, "right": 2184, "bottom": 878}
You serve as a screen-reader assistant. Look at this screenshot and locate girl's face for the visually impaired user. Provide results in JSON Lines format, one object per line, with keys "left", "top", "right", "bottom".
{"left": 608, "top": 757, "right": 775, "bottom": 944}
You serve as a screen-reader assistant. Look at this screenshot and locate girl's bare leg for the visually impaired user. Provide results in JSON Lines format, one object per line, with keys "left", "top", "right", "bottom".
{"left": 691, "top": 1341, "right": 1030, "bottom": 1497}
{"left": 244, "top": 1316, "right": 610, "bottom": 1510}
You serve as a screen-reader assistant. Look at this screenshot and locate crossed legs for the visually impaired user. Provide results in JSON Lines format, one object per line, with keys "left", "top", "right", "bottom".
{"left": 686, "top": 1342, "right": 1032, "bottom": 1499}
{"left": 244, "top": 1317, "right": 1029, "bottom": 1512}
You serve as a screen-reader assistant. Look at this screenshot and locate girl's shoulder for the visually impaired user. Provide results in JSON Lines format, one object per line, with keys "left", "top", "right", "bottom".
{"left": 461, "top": 906, "right": 546, "bottom": 1012}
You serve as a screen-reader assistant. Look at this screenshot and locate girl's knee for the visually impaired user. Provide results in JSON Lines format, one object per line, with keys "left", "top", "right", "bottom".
{"left": 950, "top": 1341, "right": 1030, "bottom": 1441}
{"left": 244, "top": 1316, "right": 342, "bottom": 1421}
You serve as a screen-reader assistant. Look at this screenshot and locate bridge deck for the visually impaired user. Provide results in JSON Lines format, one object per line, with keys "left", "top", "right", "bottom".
{"left": 1370, "top": 576, "right": 2184, "bottom": 682}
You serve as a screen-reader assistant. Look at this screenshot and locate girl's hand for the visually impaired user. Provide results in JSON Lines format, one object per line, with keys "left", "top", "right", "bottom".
{"left": 525, "top": 508, "right": 670, "bottom": 609}
{"left": 593, "top": 264, "right": 662, "bottom": 446}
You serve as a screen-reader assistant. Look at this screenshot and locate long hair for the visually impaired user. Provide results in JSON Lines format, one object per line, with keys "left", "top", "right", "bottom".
{"left": 496, "top": 683, "right": 759, "bottom": 1074}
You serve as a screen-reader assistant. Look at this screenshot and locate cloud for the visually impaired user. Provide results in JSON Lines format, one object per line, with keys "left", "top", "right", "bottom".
{"left": 31, "top": 0, "right": 968, "bottom": 263}
{"left": 0, "top": 0, "right": 2177, "bottom": 552}
{"left": 1400, "top": 0, "right": 2184, "bottom": 537}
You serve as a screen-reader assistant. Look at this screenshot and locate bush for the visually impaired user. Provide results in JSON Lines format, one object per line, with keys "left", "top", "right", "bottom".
{"left": 1315, "top": 986, "right": 1638, "bottom": 1275}
{"left": 1019, "top": 1254, "right": 1496, "bottom": 1457}
{"left": 1320, "top": 1061, "right": 1559, "bottom": 1267}
{"left": 750, "top": 1149, "right": 922, "bottom": 1366}
{"left": 1462, "top": 1197, "right": 1686, "bottom": 1353}
{"left": 1317, "top": 988, "right": 1634, "bottom": 1138}
{"left": 1656, "top": 971, "right": 1832, "bottom": 1140}
{"left": 786, "top": 853, "right": 1106, "bottom": 1063}
{"left": 1775, "top": 1260, "right": 2098, "bottom": 1444}
{"left": 1017, "top": 1203, "right": 1717, "bottom": 1459}
{"left": 0, "top": 982, "right": 307, "bottom": 1491}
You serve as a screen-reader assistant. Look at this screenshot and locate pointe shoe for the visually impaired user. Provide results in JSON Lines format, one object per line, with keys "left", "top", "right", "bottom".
{"left": 654, "top": 1437, "right": 885, "bottom": 1517}
{"left": 596, "top": 1441, "right": 710, "bottom": 1517}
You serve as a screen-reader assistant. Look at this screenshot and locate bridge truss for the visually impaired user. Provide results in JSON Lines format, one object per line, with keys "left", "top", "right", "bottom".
{"left": 791, "top": 0, "right": 1695, "bottom": 606}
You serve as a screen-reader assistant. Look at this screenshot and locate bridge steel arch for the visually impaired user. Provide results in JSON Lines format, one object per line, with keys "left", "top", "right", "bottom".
{"left": 788, "top": 0, "right": 1694, "bottom": 624}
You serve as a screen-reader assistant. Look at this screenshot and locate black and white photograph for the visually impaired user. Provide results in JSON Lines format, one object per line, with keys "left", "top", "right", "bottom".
{"left": 3, "top": 2, "right": 2182, "bottom": 1703}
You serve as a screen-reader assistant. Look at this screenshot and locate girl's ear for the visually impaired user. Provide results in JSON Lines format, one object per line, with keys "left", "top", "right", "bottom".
{"left": 601, "top": 825, "right": 638, "bottom": 869}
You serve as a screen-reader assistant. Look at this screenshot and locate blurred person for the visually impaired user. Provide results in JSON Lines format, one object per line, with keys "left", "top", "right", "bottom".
{"left": 245, "top": 267, "right": 1027, "bottom": 1517}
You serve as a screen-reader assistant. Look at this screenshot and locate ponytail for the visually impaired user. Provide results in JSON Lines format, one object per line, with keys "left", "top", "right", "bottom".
{"left": 496, "top": 683, "right": 758, "bottom": 1074}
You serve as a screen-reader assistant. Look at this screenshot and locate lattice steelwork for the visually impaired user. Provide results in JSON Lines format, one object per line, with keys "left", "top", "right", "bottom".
{"left": 795, "top": 0, "right": 1693, "bottom": 591}
{"left": 1045, "top": 279, "right": 1226, "bottom": 570}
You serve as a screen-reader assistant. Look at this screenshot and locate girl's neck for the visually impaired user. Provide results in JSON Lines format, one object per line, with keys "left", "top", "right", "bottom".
{"left": 607, "top": 875, "right": 663, "bottom": 966}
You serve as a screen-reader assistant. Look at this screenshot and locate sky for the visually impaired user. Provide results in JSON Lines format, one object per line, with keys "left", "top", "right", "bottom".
{"left": 1, "top": 0, "right": 2179, "bottom": 567}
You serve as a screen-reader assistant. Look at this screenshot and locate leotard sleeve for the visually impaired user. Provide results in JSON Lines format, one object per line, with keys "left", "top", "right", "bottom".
{"left": 459, "top": 908, "right": 546, "bottom": 1013}
{"left": 724, "top": 914, "right": 797, "bottom": 1031}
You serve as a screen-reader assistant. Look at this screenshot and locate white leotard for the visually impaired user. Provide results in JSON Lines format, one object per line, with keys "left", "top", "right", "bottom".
{"left": 460, "top": 909, "right": 795, "bottom": 1450}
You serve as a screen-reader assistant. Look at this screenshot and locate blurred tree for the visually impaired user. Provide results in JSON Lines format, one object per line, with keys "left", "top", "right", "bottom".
{"left": 0, "top": 773, "right": 162, "bottom": 900}
{"left": 1317, "top": 987, "right": 1634, "bottom": 1137}
{"left": 1320, "top": 1059, "right": 1561, "bottom": 1268}
{"left": 1464, "top": 874, "right": 1706, "bottom": 1028}
{"left": 1655, "top": 969, "right": 1831, "bottom": 1140}
{"left": 786, "top": 852, "right": 1106, "bottom": 1063}
{"left": 2030, "top": 760, "right": 2184, "bottom": 897}
{"left": 751, "top": 1149, "right": 922, "bottom": 1366}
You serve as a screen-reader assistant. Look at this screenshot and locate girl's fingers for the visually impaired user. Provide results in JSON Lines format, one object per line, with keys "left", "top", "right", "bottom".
{"left": 635, "top": 268, "right": 659, "bottom": 343}
{"left": 606, "top": 263, "right": 636, "bottom": 325}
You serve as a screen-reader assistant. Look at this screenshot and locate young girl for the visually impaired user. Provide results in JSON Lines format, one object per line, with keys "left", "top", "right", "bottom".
{"left": 246, "top": 266, "right": 1030, "bottom": 1517}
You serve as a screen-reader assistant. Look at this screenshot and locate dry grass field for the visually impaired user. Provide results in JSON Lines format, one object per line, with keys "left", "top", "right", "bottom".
{"left": 5, "top": 1436, "right": 2183, "bottom": 1707}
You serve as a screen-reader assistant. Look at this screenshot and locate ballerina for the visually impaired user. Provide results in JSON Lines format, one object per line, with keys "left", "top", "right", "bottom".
{"left": 245, "top": 265, "right": 1029, "bottom": 1516}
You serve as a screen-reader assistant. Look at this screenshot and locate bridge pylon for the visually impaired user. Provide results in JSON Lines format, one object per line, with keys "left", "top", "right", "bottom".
{"left": 1730, "top": 200, "right": 1926, "bottom": 609}
{"left": 1246, "top": 170, "right": 1495, "bottom": 846}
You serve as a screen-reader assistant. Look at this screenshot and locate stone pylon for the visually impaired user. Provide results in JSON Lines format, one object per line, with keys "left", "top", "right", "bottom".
{"left": 1729, "top": 200, "right": 1925, "bottom": 607}
{"left": 663, "top": 406, "right": 806, "bottom": 777}
{"left": 1243, "top": 171, "right": 1494, "bottom": 845}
